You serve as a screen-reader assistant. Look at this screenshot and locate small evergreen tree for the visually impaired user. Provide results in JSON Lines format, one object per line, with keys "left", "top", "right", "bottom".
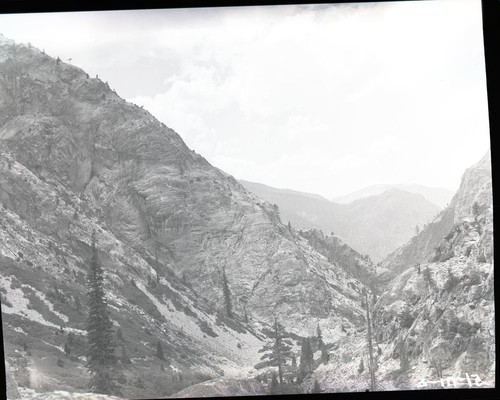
{"left": 64, "top": 342, "right": 71, "bottom": 356}
{"left": 243, "top": 302, "right": 249, "bottom": 323}
{"left": 134, "top": 376, "right": 145, "bottom": 388}
{"left": 221, "top": 268, "right": 233, "bottom": 319}
{"left": 472, "top": 202, "right": 481, "bottom": 220}
{"left": 316, "top": 324, "right": 323, "bottom": 347}
{"left": 311, "top": 379, "right": 321, "bottom": 393}
{"left": 121, "top": 345, "right": 131, "bottom": 365}
{"left": 269, "top": 372, "right": 280, "bottom": 395}
{"left": 157, "top": 340, "right": 166, "bottom": 361}
{"left": 74, "top": 296, "right": 81, "bottom": 313}
{"left": 67, "top": 332, "right": 75, "bottom": 346}
{"left": 316, "top": 324, "right": 329, "bottom": 363}
{"left": 444, "top": 268, "right": 459, "bottom": 292}
{"left": 399, "top": 339, "right": 409, "bottom": 372}
{"left": 423, "top": 266, "right": 435, "bottom": 289}
{"left": 259, "top": 317, "right": 293, "bottom": 388}
{"left": 298, "top": 337, "right": 314, "bottom": 383}
{"left": 358, "top": 359, "right": 364, "bottom": 374}
{"left": 57, "top": 357, "right": 64, "bottom": 367}
{"left": 85, "top": 230, "right": 120, "bottom": 395}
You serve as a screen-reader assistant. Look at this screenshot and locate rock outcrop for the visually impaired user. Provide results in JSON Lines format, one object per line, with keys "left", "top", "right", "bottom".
{"left": 373, "top": 152, "right": 494, "bottom": 386}
{"left": 381, "top": 152, "right": 492, "bottom": 281}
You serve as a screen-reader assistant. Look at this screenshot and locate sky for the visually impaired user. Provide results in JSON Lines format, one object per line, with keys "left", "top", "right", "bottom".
{"left": 0, "top": 0, "right": 491, "bottom": 199}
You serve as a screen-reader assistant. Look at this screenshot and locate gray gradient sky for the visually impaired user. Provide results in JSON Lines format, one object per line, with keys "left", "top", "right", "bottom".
{"left": 0, "top": 0, "right": 490, "bottom": 198}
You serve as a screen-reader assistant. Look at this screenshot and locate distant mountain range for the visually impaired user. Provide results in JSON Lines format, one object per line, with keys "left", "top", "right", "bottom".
{"left": 332, "top": 183, "right": 455, "bottom": 209}
{"left": 239, "top": 180, "right": 442, "bottom": 262}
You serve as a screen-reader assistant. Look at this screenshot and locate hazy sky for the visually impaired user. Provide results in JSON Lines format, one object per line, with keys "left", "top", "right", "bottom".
{"left": 0, "top": 0, "right": 490, "bottom": 198}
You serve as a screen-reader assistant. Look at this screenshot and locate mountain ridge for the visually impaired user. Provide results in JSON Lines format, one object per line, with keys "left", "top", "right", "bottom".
{"left": 239, "top": 179, "right": 440, "bottom": 262}
{"left": 333, "top": 183, "right": 455, "bottom": 209}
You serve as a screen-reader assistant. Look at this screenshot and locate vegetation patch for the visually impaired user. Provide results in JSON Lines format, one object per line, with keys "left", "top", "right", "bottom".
{"left": 196, "top": 318, "right": 218, "bottom": 338}
{"left": 215, "top": 314, "right": 248, "bottom": 334}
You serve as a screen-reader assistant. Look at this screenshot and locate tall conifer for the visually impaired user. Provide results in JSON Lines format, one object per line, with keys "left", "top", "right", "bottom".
{"left": 298, "top": 337, "right": 314, "bottom": 382}
{"left": 259, "top": 317, "right": 293, "bottom": 387}
{"left": 316, "top": 324, "right": 329, "bottom": 364}
{"left": 222, "top": 268, "right": 233, "bottom": 319}
{"left": 85, "top": 230, "right": 119, "bottom": 395}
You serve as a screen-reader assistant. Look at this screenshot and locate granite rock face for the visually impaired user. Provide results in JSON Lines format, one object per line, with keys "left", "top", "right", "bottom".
{"left": 381, "top": 153, "right": 492, "bottom": 281}
{"left": 373, "top": 152, "right": 494, "bottom": 385}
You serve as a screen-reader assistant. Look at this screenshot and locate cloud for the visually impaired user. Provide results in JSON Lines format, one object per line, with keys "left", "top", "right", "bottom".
{"left": 0, "top": 0, "right": 489, "bottom": 198}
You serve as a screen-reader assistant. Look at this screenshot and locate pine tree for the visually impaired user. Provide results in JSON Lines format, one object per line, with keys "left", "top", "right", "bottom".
{"left": 399, "top": 339, "right": 409, "bottom": 372}
{"left": 316, "top": 324, "right": 329, "bottom": 364}
{"left": 85, "top": 230, "right": 120, "bottom": 395}
{"left": 363, "top": 289, "right": 377, "bottom": 391}
{"left": 312, "top": 379, "right": 321, "bottom": 393}
{"left": 221, "top": 268, "right": 233, "bottom": 319}
{"left": 75, "top": 296, "right": 82, "bottom": 312}
{"left": 358, "top": 359, "right": 364, "bottom": 374}
{"left": 259, "top": 317, "right": 293, "bottom": 388}
{"left": 316, "top": 324, "right": 323, "bottom": 348}
{"left": 157, "top": 340, "right": 166, "bottom": 361}
{"left": 64, "top": 342, "right": 71, "bottom": 356}
{"left": 269, "top": 372, "right": 280, "bottom": 395}
{"left": 298, "top": 337, "right": 314, "bottom": 383}
{"left": 121, "top": 345, "right": 131, "bottom": 365}
{"left": 243, "top": 301, "right": 249, "bottom": 323}
{"left": 423, "top": 266, "right": 436, "bottom": 290}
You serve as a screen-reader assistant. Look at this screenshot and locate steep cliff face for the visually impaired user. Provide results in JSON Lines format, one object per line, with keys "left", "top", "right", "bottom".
{"left": 380, "top": 153, "right": 492, "bottom": 281}
{"left": 371, "top": 152, "right": 494, "bottom": 387}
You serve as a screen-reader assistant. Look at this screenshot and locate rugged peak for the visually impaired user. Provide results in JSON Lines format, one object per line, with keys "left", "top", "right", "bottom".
{"left": 449, "top": 151, "right": 491, "bottom": 223}
{"left": 371, "top": 151, "right": 494, "bottom": 387}
{"left": 380, "top": 150, "right": 492, "bottom": 279}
